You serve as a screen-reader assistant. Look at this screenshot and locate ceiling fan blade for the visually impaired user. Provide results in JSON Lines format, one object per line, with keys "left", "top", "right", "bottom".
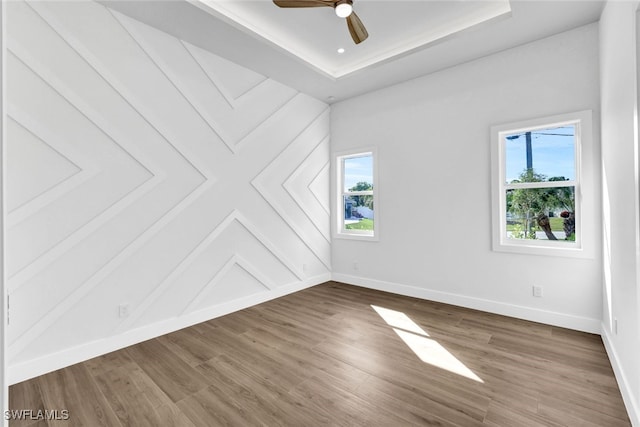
{"left": 346, "top": 11, "right": 368, "bottom": 44}
{"left": 273, "top": 0, "right": 334, "bottom": 8}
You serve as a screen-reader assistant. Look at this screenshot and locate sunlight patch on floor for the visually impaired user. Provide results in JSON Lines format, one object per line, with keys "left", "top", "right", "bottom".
{"left": 371, "top": 305, "right": 483, "bottom": 383}
{"left": 371, "top": 305, "right": 429, "bottom": 336}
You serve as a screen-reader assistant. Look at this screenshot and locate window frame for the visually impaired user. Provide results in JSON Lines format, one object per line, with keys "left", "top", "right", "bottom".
{"left": 491, "top": 110, "right": 592, "bottom": 257}
{"left": 334, "top": 148, "right": 378, "bottom": 241}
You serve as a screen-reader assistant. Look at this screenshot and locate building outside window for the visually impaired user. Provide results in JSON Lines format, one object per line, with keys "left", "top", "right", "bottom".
{"left": 335, "top": 150, "right": 377, "bottom": 240}
{"left": 491, "top": 110, "right": 592, "bottom": 256}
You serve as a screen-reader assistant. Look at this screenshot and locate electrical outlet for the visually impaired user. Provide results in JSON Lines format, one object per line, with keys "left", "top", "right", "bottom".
{"left": 532, "top": 286, "right": 543, "bottom": 297}
{"left": 302, "top": 263, "right": 307, "bottom": 274}
{"left": 118, "top": 303, "right": 130, "bottom": 318}
{"left": 614, "top": 318, "right": 618, "bottom": 334}
{"left": 353, "top": 261, "right": 359, "bottom": 271}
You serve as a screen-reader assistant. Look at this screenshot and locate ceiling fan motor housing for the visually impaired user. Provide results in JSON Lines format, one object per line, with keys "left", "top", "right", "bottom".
{"left": 335, "top": 0, "right": 354, "bottom": 18}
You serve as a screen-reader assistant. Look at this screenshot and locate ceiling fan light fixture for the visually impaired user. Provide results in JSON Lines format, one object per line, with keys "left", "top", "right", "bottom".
{"left": 273, "top": 0, "right": 367, "bottom": 44}
{"left": 335, "top": 2, "right": 353, "bottom": 18}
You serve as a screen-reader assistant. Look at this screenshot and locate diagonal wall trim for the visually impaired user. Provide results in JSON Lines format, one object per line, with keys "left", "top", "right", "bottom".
{"left": 7, "top": 178, "right": 215, "bottom": 358}
{"left": 113, "top": 209, "right": 242, "bottom": 333}
{"left": 182, "top": 255, "right": 237, "bottom": 314}
{"left": 6, "top": 114, "right": 98, "bottom": 222}
{"left": 184, "top": 40, "right": 299, "bottom": 152}
{"left": 182, "top": 40, "right": 235, "bottom": 110}
{"left": 7, "top": 43, "right": 159, "bottom": 184}
{"left": 233, "top": 254, "right": 277, "bottom": 291}
{"left": 179, "top": 36, "right": 299, "bottom": 152}
{"left": 7, "top": 2, "right": 229, "bottom": 311}
{"left": 182, "top": 41, "right": 268, "bottom": 110}
{"left": 124, "top": 15, "right": 299, "bottom": 156}
{"left": 283, "top": 135, "right": 331, "bottom": 243}
{"left": 181, "top": 253, "right": 274, "bottom": 315}
{"left": 24, "top": 1, "right": 212, "bottom": 182}
{"left": 8, "top": 115, "right": 82, "bottom": 192}
{"left": 219, "top": 210, "right": 305, "bottom": 280}
{"left": 6, "top": 40, "right": 162, "bottom": 181}
{"left": 6, "top": 0, "right": 330, "bottom": 379}
{"left": 114, "top": 209, "right": 303, "bottom": 333}
{"left": 234, "top": 91, "right": 300, "bottom": 152}
{"left": 309, "top": 162, "right": 331, "bottom": 215}
{"left": 234, "top": 76, "right": 269, "bottom": 102}
{"left": 109, "top": 9, "right": 233, "bottom": 155}
{"left": 7, "top": 177, "right": 161, "bottom": 292}
{"left": 252, "top": 108, "right": 332, "bottom": 269}
{"left": 6, "top": 47, "right": 161, "bottom": 289}
{"left": 8, "top": 5, "right": 216, "bottom": 342}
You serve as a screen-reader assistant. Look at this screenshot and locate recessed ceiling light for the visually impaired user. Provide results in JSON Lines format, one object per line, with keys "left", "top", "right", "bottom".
{"left": 337, "top": 48, "right": 345, "bottom": 54}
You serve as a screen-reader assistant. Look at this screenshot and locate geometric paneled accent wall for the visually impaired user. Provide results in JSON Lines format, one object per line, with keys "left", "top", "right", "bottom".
{"left": 6, "top": 0, "right": 330, "bottom": 383}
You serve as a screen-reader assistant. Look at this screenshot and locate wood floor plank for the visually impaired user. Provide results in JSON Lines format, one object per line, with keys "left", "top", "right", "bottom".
{"left": 539, "top": 381, "right": 628, "bottom": 419}
{"left": 84, "top": 350, "right": 136, "bottom": 378}
{"left": 124, "top": 339, "right": 209, "bottom": 403}
{"left": 537, "top": 393, "right": 632, "bottom": 427}
{"left": 483, "top": 400, "right": 563, "bottom": 427}
{"left": 156, "top": 325, "right": 224, "bottom": 368}
{"left": 176, "top": 386, "right": 260, "bottom": 427}
{"left": 37, "top": 364, "right": 121, "bottom": 427}
{"left": 289, "top": 374, "right": 413, "bottom": 427}
{"left": 313, "top": 336, "right": 491, "bottom": 422}
{"left": 354, "top": 374, "right": 486, "bottom": 427}
{"left": 7, "top": 379, "right": 47, "bottom": 427}
{"left": 549, "top": 326, "right": 607, "bottom": 353}
{"left": 8, "top": 281, "right": 631, "bottom": 426}
{"left": 191, "top": 358, "right": 298, "bottom": 427}
{"left": 488, "top": 332, "right": 613, "bottom": 374}
{"left": 240, "top": 327, "right": 371, "bottom": 393}
{"left": 200, "top": 326, "right": 308, "bottom": 392}
{"left": 93, "top": 364, "right": 191, "bottom": 427}
{"left": 459, "top": 314, "right": 553, "bottom": 339}
{"left": 196, "top": 354, "right": 332, "bottom": 426}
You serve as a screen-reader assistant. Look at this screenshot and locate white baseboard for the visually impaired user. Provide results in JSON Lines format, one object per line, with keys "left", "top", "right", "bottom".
{"left": 601, "top": 325, "right": 640, "bottom": 427}
{"left": 8, "top": 273, "right": 331, "bottom": 385}
{"left": 331, "top": 273, "right": 601, "bottom": 334}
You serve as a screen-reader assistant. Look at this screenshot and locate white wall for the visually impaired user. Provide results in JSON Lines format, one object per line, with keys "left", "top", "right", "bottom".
{"left": 600, "top": 2, "right": 640, "bottom": 425}
{"left": 5, "top": 0, "right": 330, "bottom": 383}
{"left": 331, "top": 24, "right": 603, "bottom": 333}
{"left": 0, "top": 0, "right": 7, "bottom": 420}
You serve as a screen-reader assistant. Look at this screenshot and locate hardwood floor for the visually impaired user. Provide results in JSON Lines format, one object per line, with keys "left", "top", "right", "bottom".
{"left": 9, "top": 282, "right": 630, "bottom": 426}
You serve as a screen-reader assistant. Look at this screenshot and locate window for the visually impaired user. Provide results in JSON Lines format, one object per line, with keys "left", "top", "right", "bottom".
{"left": 491, "top": 111, "right": 592, "bottom": 256}
{"left": 335, "top": 150, "right": 377, "bottom": 240}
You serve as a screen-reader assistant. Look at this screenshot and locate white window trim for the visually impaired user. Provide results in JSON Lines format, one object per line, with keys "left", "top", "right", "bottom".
{"left": 491, "top": 110, "right": 594, "bottom": 258}
{"left": 333, "top": 148, "right": 379, "bottom": 241}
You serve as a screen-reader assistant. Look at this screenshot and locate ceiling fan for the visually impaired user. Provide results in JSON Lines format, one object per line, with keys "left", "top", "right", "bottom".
{"left": 272, "top": 0, "right": 369, "bottom": 45}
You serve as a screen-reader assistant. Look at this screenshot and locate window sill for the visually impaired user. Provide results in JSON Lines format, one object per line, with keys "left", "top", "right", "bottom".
{"left": 493, "top": 239, "right": 591, "bottom": 258}
{"left": 334, "top": 232, "right": 379, "bottom": 242}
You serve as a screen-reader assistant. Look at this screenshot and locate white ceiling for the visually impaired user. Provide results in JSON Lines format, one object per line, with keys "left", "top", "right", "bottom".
{"left": 193, "top": 0, "right": 512, "bottom": 78}
{"left": 102, "top": 0, "right": 605, "bottom": 103}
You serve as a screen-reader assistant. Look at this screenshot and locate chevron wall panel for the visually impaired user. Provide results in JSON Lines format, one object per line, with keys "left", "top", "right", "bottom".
{"left": 5, "top": 0, "right": 330, "bottom": 382}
